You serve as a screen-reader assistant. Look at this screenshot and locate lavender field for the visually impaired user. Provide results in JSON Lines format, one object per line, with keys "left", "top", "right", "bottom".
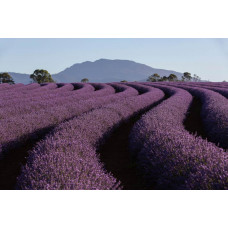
{"left": 0, "top": 81, "right": 228, "bottom": 190}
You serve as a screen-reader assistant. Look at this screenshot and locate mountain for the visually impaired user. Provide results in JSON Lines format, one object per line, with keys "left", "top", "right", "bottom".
{"left": 3, "top": 59, "right": 183, "bottom": 84}
{"left": 53, "top": 59, "right": 183, "bottom": 83}
{"left": 6, "top": 72, "right": 30, "bottom": 84}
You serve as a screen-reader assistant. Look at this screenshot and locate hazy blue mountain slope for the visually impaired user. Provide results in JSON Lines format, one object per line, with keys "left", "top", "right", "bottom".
{"left": 2, "top": 72, "right": 31, "bottom": 84}
{"left": 3, "top": 59, "right": 183, "bottom": 84}
{"left": 53, "top": 59, "right": 183, "bottom": 82}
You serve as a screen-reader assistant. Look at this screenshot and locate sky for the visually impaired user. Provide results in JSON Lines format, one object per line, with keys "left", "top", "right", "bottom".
{"left": 0, "top": 38, "right": 228, "bottom": 82}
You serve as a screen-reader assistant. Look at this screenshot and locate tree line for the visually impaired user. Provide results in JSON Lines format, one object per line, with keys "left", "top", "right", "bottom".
{"left": 30, "top": 70, "right": 89, "bottom": 83}
{"left": 0, "top": 73, "right": 15, "bottom": 84}
{"left": 147, "top": 72, "right": 201, "bottom": 82}
{"left": 0, "top": 70, "right": 90, "bottom": 84}
{"left": 0, "top": 69, "right": 203, "bottom": 85}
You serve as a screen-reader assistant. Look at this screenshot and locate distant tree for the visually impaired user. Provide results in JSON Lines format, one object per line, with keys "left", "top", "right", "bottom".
{"left": 163, "top": 76, "right": 169, "bottom": 81}
{"left": 192, "top": 74, "right": 201, "bottom": 82}
{"left": 81, "top": 78, "right": 89, "bottom": 83}
{"left": 147, "top": 73, "right": 160, "bottom": 82}
{"left": 159, "top": 76, "right": 168, "bottom": 81}
{"left": 120, "top": 80, "right": 127, "bottom": 82}
{"left": 168, "top": 74, "right": 178, "bottom": 81}
{"left": 182, "top": 72, "right": 192, "bottom": 81}
{"left": 0, "top": 72, "right": 15, "bottom": 84}
{"left": 30, "top": 69, "right": 55, "bottom": 84}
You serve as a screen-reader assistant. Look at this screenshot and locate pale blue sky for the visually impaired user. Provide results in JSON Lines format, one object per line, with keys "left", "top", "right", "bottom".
{"left": 0, "top": 38, "right": 228, "bottom": 81}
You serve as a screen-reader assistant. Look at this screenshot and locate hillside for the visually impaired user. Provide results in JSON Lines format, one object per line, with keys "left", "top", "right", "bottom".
{"left": 3, "top": 59, "right": 183, "bottom": 83}
{"left": 3, "top": 72, "right": 30, "bottom": 84}
{"left": 53, "top": 59, "right": 183, "bottom": 83}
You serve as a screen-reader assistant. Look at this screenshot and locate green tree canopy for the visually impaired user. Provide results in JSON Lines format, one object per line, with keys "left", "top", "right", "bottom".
{"left": 182, "top": 72, "right": 192, "bottom": 81}
{"left": 81, "top": 78, "right": 89, "bottom": 83}
{"left": 0, "top": 72, "right": 15, "bottom": 84}
{"left": 158, "top": 76, "right": 168, "bottom": 81}
{"left": 168, "top": 74, "right": 178, "bottom": 81}
{"left": 120, "top": 80, "right": 127, "bottom": 82}
{"left": 30, "top": 69, "right": 55, "bottom": 84}
{"left": 147, "top": 73, "right": 160, "bottom": 82}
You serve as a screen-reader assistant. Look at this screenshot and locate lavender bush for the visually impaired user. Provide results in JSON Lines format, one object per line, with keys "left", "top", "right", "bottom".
{"left": 0, "top": 82, "right": 227, "bottom": 190}
{"left": 16, "top": 84, "right": 164, "bottom": 189}
{"left": 162, "top": 82, "right": 228, "bottom": 149}
{"left": 0, "top": 83, "right": 138, "bottom": 159}
{"left": 130, "top": 84, "right": 228, "bottom": 189}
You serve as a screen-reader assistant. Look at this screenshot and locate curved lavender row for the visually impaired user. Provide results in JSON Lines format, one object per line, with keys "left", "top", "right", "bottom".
{"left": 1, "top": 83, "right": 76, "bottom": 103}
{"left": 0, "top": 83, "right": 57, "bottom": 101}
{"left": 7, "top": 83, "right": 93, "bottom": 103}
{"left": 177, "top": 82, "right": 228, "bottom": 99}
{"left": 129, "top": 85, "right": 228, "bottom": 189}
{"left": 129, "top": 84, "right": 188, "bottom": 154}
{"left": 109, "top": 82, "right": 156, "bottom": 94}
{"left": 17, "top": 84, "right": 164, "bottom": 190}
{"left": 193, "top": 82, "right": 228, "bottom": 88}
{"left": 3, "top": 82, "right": 63, "bottom": 97}
{"left": 21, "top": 83, "right": 94, "bottom": 101}
{"left": 0, "top": 83, "right": 95, "bottom": 115}
{"left": 124, "top": 82, "right": 155, "bottom": 93}
{"left": 0, "top": 83, "right": 133, "bottom": 120}
{"left": 0, "top": 83, "right": 94, "bottom": 112}
{"left": 201, "top": 87, "right": 228, "bottom": 98}
{"left": 160, "top": 82, "right": 228, "bottom": 149}
{"left": 34, "top": 83, "right": 58, "bottom": 91}
{"left": 55, "top": 83, "right": 74, "bottom": 91}
{"left": 163, "top": 82, "right": 228, "bottom": 99}
{"left": 184, "top": 82, "right": 228, "bottom": 88}
{"left": 0, "top": 82, "right": 94, "bottom": 108}
{"left": 0, "top": 83, "right": 88, "bottom": 104}
{"left": 0, "top": 84, "right": 136, "bottom": 158}
{"left": 0, "top": 84, "right": 109, "bottom": 119}
{"left": 19, "top": 83, "right": 41, "bottom": 90}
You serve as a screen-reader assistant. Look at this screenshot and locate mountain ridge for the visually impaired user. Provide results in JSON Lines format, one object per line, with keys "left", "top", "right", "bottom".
{"left": 2, "top": 59, "right": 183, "bottom": 84}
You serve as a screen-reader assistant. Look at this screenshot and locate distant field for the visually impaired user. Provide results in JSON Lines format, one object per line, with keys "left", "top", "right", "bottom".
{"left": 0, "top": 81, "right": 228, "bottom": 190}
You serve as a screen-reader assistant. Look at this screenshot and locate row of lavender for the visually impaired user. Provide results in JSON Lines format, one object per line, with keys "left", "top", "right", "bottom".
{"left": 17, "top": 83, "right": 165, "bottom": 189}
{"left": 0, "top": 83, "right": 91, "bottom": 113}
{"left": 0, "top": 82, "right": 227, "bottom": 189}
{"left": 171, "top": 81, "right": 228, "bottom": 99}
{"left": 155, "top": 82, "right": 228, "bottom": 148}
{"left": 0, "top": 83, "right": 141, "bottom": 160}
{"left": 130, "top": 84, "right": 228, "bottom": 189}
{"left": 0, "top": 83, "right": 96, "bottom": 119}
